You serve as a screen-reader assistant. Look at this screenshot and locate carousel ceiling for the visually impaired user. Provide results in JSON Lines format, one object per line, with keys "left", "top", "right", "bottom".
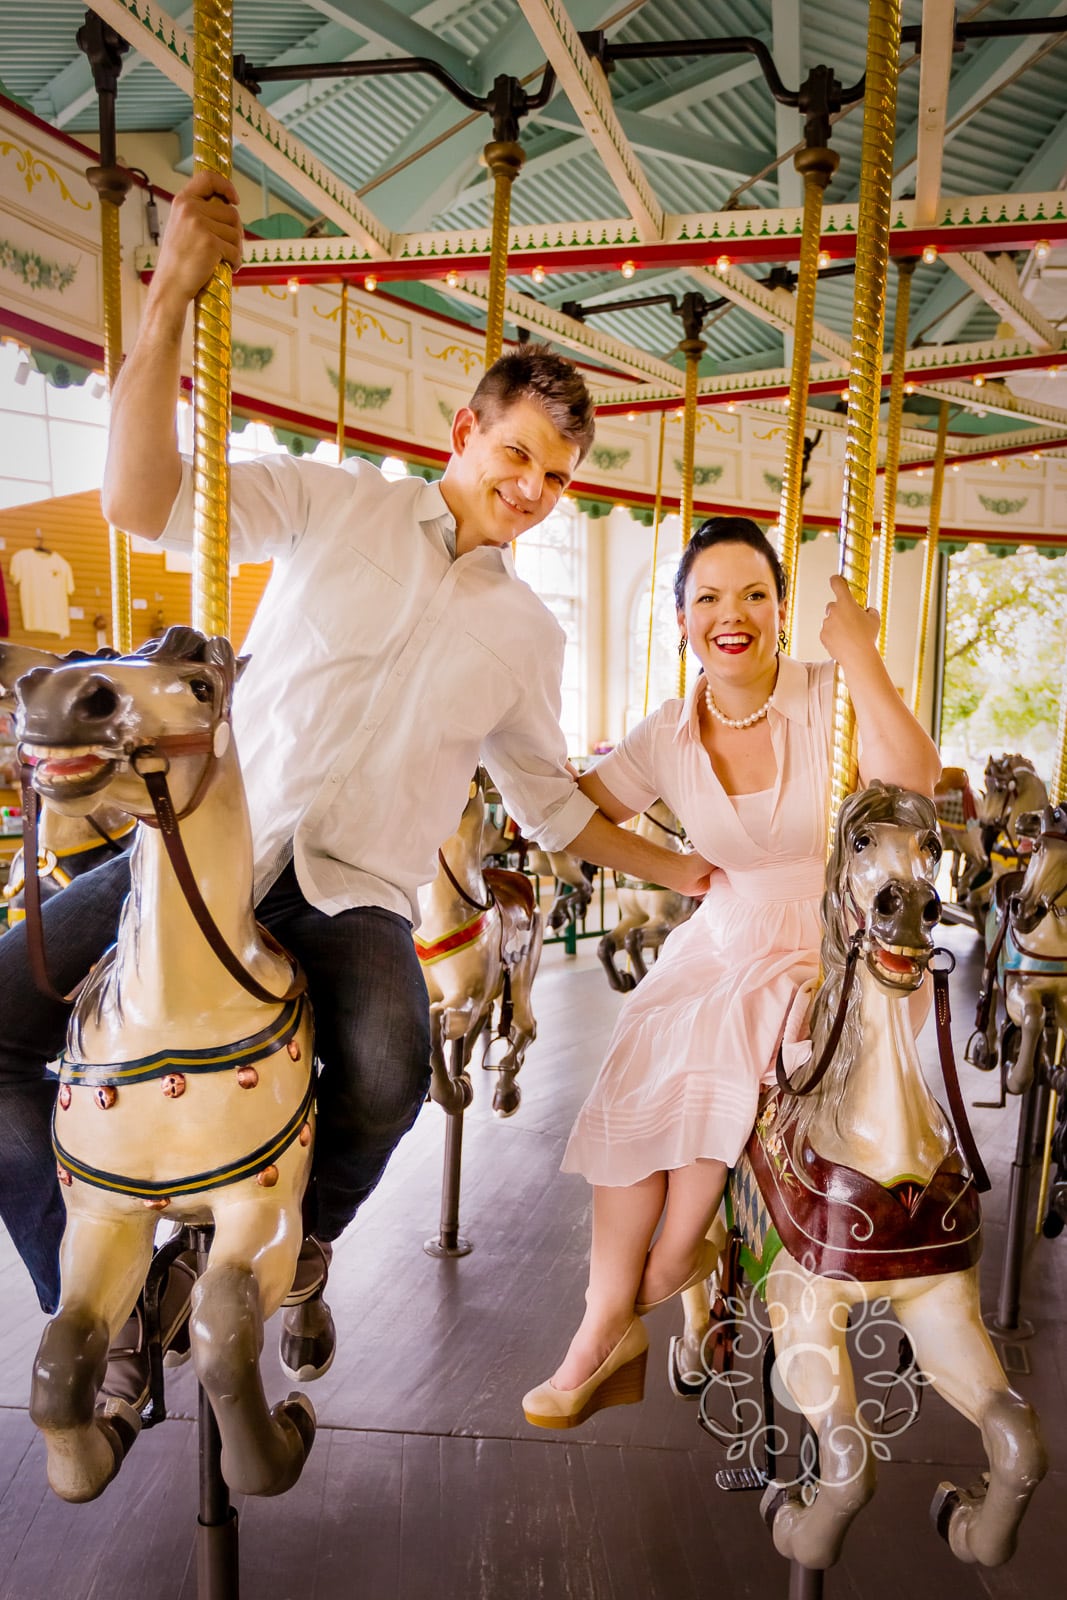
{"left": 3, "top": 0, "right": 1067, "bottom": 459}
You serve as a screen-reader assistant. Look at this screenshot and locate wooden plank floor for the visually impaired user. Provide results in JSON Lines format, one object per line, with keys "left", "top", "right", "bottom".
{"left": 0, "top": 919, "right": 1063, "bottom": 1599}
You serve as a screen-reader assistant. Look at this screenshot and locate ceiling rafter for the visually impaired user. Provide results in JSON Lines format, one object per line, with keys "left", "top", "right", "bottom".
{"left": 296, "top": 0, "right": 475, "bottom": 86}
{"left": 912, "top": 0, "right": 956, "bottom": 226}
{"left": 31, "top": 4, "right": 194, "bottom": 127}
{"left": 944, "top": 250, "right": 1063, "bottom": 350}
{"left": 691, "top": 265, "right": 850, "bottom": 363}
{"left": 530, "top": 102, "right": 772, "bottom": 179}
{"left": 516, "top": 0, "right": 663, "bottom": 241}
{"left": 91, "top": 0, "right": 392, "bottom": 255}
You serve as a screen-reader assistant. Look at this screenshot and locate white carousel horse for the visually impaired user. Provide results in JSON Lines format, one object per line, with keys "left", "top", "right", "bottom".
{"left": 11, "top": 628, "right": 315, "bottom": 1503}
{"left": 597, "top": 799, "right": 696, "bottom": 991}
{"left": 672, "top": 784, "right": 1045, "bottom": 1571}
{"left": 417, "top": 770, "right": 543, "bottom": 1122}
{"left": 966, "top": 803, "right": 1067, "bottom": 1096}
{"left": 970, "top": 755, "right": 1050, "bottom": 939}
{"left": 0, "top": 643, "right": 135, "bottom": 925}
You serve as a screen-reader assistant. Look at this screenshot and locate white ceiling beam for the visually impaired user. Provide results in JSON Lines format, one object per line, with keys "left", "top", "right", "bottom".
{"left": 516, "top": 0, "right": 664, "bottom": 241}
{"left": 692, "top": 266, "right": 850, "bottom": 363}
{"left": 91, "top": 0, "right": 392, "bottom": 255}
{"left": 531, "top": 103, "right": 771, "bottom": 177}
{"left": 913, "top": 0, "right": 956, "bottom": 226}
{"left": 943, "top": 251, "right": 1063, "bottom": 350}
{"left": 770, "top": 0, "right": 803, "bottom": 211}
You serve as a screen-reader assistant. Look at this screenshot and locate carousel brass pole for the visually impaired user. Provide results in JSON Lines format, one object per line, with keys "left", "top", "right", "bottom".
{"left": 191, "top": 0, "right": 235, "bottom": 638}
{"left": 1051, "top": 662, "right": 1067, "bottom": 807}
{"left": 335, "top": 281, "right": 349, "bottom": 461}
{"left": 643, "top": 411, "right": 667, "bottom": 717}
{"left": 677, "top": 305, "right": 707, "bottom": 697}
{"left": 778, "top": 145, "right": 839, "bottom": 649}
{"left": 77, "top": 15, "right": 134, "bottom": 652}
{"left": 911, "top": 401, "right": 950, "bottom": 718}
{"left": 876, "top": 258, "right": 917, "bottom": 658}
{"left": 483, "top": 140, "right": 524, "bottom": 365}
{"left": 827, "top": 0, "right": 904, "bottom": 845}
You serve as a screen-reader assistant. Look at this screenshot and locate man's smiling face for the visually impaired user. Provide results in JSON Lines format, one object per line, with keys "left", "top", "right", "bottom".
{"left": 444, "top": 398, "right": 581, "bottom": 555}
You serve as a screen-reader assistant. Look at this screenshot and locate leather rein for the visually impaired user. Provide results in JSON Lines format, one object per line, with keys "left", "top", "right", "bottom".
{"left": 437, "top": 846, "right": 494, "bottom": 913}
{"left": 20, "top": 727, "right": 305, "bottom": 1009}
{"left": 776, "top": 931, "right": 989, "bottom": 1194}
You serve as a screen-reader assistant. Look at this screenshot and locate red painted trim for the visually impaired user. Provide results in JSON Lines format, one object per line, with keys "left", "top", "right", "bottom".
{"left": 414, "top": 910, "right": 490, "bottom": 963}
{"left": 0, "top": 311, "right": 104, "bottom": 369}
{"left": 898, "top": 436, "right": 1067, "bottom": 471}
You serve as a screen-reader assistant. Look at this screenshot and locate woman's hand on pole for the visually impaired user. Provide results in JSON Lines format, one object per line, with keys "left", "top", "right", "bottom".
{"left": 819, "top": 573, "right": 880, "bottom": 671}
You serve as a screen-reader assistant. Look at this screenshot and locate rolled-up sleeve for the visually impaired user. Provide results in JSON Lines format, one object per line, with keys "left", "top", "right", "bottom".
{"left": 586, "top": 712, "right": 662, "bottom": 814}
{"left": 480, "top": 615, "right": 596, "bottom": 852}
{"left": 159, "top": 454, "right": 364, "bottom": 566}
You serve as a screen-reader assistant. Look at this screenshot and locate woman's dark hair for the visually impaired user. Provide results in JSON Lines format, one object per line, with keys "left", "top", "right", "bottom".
{"left": 673, "top": 517, "right": 786, "bottom": 608}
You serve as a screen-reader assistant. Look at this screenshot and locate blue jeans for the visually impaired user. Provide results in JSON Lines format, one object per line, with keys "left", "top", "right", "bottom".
{"left": 0, "top": 855, "right": 430, "bottom": 1312}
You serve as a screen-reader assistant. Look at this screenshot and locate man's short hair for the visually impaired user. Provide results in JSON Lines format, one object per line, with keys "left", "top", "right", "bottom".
{"left": 469, "top": 344, "right": 596, "bottom": 462}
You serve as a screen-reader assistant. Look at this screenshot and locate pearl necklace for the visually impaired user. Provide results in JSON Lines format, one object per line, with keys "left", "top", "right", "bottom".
{"left": 704, "top": 679, "right": 774, "bottom": 730}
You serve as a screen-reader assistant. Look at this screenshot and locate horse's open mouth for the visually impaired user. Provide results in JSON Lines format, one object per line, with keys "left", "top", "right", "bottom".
{"left": 24, "top": 745, "right": 119, "bottom": 798}
{"left": 868, "top": 941, "right": 930, "bottom": 988}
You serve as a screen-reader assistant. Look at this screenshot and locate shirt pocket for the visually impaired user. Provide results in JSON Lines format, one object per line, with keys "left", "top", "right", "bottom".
{"left": 304, "top": 543, "right": 406, "bottom": 658}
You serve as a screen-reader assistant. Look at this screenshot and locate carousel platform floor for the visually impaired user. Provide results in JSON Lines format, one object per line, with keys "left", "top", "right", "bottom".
{"left": 0, "top": 919, "right": 1063, "bottom": 1599}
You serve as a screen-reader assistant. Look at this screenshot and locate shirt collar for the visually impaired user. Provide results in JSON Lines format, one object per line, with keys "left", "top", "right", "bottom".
{"left": 672, "top": 653, "right": 811, "bottom": 745}
{"left": 416, "top": 476, "right": 458, "bottom": 558}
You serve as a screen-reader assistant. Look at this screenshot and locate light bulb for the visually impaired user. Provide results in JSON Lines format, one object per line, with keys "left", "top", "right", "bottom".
{"left": 620, "top": 260, "right": 636, "bottom": 279}
{"left": 921, "top": 244, "right": 938, "bottom": 265}
{"left": 531, "top": 263, "right": 546, "bottom": 284}
{"left": 1034, "top": 240, "right": 1051, "bottom": 261}
{"left": 364, "top": 274, "right": 378, "bottom": 292}
{"left": 972, "top": 373, "right": 985, "bottom": 387}
{"left": 817, "top": 250, "right": 831, "bottom": 269}
{"left": 287, "top": 277, "right": 299, "bottom": 295}
{"left": 716, "top": 254, "right": 731, "bottom": 270}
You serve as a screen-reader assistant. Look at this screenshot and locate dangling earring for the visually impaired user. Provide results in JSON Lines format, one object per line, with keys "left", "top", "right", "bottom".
{"left": 678, "top": 634, "right": 688, "bottom": 658}
{"left": 777, "top": 628, "right": 788, "bottom": 654}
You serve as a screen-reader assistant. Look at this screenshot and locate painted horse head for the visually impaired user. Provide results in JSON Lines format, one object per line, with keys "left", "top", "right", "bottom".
{"left": 1009, "top": 805, "right": 1067, "bottom": 939}
{"left": 13, "top": 627, "right": 242, "bottom": 821}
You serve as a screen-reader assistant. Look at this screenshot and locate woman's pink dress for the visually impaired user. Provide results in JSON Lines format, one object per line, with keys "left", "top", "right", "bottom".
{"left": 562, "top": 656, "right": 834, "bottom": 1187}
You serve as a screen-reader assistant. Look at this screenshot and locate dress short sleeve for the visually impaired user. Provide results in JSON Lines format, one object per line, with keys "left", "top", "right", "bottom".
{"left": 587, "top": 700, "right": 681, "bottom": 815}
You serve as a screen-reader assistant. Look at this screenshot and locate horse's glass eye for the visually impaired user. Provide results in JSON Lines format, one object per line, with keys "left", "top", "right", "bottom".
{"left": 924, "top": 833, "right": 942, "bottom": 863}
{"left": 853, "top": 833, "right": 872, "bottom": 852}
{"left": 188, "top": 677, "right": 214, "bottom": 703}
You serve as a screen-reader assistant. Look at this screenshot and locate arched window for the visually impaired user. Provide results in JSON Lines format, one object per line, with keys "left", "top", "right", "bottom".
{"left": 513, "top": 497, "right": 584, "bottom": 753}
{"left": 627, "top": 555, "right": 684, "bottom": 729}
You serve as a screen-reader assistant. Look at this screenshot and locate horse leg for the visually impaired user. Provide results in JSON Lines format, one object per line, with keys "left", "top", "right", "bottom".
{"left": 668, "top": 1215, "right": 729, "bottom": 1397}
{"left": 492, "top": 923, "right": 543, "bottom": 1118}
{"left": 599, "top": 900, "right": 642, "bottom": 992}
{"left": 30, "top": 1210, "right": 155, "bottom": 1502}
{"left": 893, "top": 1271, "right": 1046, "bottom": 1566}
{"left": 189, "top": 1189, "right": 314, "bottom": 1498}
{"left": 624, "top": 927, "right": 649, "bottom": 983}
{"left": 759, "top": 1265, "right": 873, "bottom": 1570}
{"left": 1006, "top": 984, "right": 1044, "bottom": 1095}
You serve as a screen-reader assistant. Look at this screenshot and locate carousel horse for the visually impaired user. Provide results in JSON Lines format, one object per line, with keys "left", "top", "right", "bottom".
{"left": 0, "top": 643, "right": 135, "bottom": 925}
{"left": 417, "top": 769, "right": 543, "bottom": 1122}
{"left": 966, "top": 804, "right": 1067, "bottom": 1096}
{"left": 971, "top": 755, "right": 1050, "bottom": 940}
{"left": 671, "top": 783, "right": 1045, "bottom": 1571}
{"left": 11, "top": 628, "right": 315, "bottom": 1503}
{"left": 598, "top": 799, "right": 696, "bottom": 991}
{"left": 933, "top": 765, "right": 988, "bottom": 928}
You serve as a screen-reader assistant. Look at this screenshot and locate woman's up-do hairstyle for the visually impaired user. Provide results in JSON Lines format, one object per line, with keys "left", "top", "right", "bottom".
{"left": 673, "top": 517, "right": 787, "bottom": 610}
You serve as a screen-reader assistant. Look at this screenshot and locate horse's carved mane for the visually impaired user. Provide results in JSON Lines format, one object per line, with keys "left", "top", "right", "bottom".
{"left": 784, "top": 782, "right": 939, "bottom": 1150}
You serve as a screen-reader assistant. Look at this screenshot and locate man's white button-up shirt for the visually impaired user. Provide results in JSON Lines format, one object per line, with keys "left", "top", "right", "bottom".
{"left": 160, "top": 454, "right": 595, "bottom": 923}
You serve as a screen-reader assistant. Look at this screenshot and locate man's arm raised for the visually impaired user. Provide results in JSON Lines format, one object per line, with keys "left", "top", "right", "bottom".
{"left": 102, "top": 172, "right": 243, "bottom": 539}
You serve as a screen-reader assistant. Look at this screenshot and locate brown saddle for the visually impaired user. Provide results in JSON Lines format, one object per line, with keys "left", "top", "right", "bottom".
{"left": 744, "top": 1089, "right": 982, "bottom": 1281}
{"left": 993, "top": 869, "right": 1026, "bottom": 913}
{"left": 485, "top": 867, "right": 537, "bottom": 960}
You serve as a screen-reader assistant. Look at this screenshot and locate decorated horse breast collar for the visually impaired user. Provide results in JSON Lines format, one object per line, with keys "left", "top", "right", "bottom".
{"left": 414, "top": 908, "right": 491, "bottom": 965}
{"left": 744, "top": 1088, "right": 982, "bottom": 1281}
{"left": 50, "top": 996, "right": 305, "bottom": 1087}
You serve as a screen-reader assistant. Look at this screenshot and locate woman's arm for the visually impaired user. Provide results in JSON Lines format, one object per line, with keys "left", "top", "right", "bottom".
{"left": 577, "top": 767, "right": 638, "bottom": 825}
{"left": 572, "top": 771, "right": 714, "bottom": 896}
{"left": 820, "top": 574, "right": 941, "bottom": 795}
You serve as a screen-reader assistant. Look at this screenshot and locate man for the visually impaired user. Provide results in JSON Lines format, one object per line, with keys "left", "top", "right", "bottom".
{"left": 0, "top": 173, "right": 710, "bottom": 1393}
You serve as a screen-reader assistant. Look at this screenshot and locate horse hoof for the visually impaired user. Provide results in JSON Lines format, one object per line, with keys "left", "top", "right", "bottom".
{"left": 493, "top": 1083, "right": 521, "bottom": 1118}
{"left": 617, "top": 971, "right": 636, "bottom": 992}
{"left": 44, "top": 1404, "right": 139, "bottom": 1504}
{"left": 931, "top": 1481, "right": 962, "bottom": 1544}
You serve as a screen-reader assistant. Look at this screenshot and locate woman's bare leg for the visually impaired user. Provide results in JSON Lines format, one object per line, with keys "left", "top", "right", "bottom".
{"left": 637, "top": 1159, "right": 728, "bottom": 1309}
{"left": 552, "top": 1173, "right": 666, "bottom": 1389}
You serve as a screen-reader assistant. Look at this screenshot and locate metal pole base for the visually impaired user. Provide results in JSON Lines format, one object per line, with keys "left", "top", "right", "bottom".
{"left": 424, "top": 1234, "right": 473, "bottom": 1258}
{"left": 983, "top": 1310, "right": 1036, "bottom": 1342}
{"left": 197, "top": 1507, "right": 239, "bottom": 1600}
{"left": 988, "top": 1081, "right": 1039, "bottom": 1335}
{"left": 788, "top": 1562, "right": 824, "bottom": 1600}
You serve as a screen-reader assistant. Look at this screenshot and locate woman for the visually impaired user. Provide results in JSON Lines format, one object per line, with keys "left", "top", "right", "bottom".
{"left": 522, "top": 517, "right": 940, "bottom": 1429}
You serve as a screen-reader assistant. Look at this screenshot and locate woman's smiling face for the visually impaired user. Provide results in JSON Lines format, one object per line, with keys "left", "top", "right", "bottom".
{"left": 679, "top": 541, "right": 785, "bottom": 689}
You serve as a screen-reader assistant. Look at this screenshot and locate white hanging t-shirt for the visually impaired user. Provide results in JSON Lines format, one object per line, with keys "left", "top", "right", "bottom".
{"left": 10, "top": 548, "right": 75, "bottom": 637}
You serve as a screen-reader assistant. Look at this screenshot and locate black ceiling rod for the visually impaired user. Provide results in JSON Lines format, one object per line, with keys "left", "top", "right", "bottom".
{"left": 900, "top": 16, "right": 1067, "bottom": 49}
{"left": 232, "top": 53, "right": 556, "bottom": 144}
{"left": 559, "top": 290, "right": 729, "bottom": 340}
{"left": 77, "top": 10, "right": 133, "bottom": 208}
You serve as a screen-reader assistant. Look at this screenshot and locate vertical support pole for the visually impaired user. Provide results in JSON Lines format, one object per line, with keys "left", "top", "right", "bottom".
{"left": 483, "top": 141, "right": 525, "bottom": 366}
{"left": 778, "top": 148, "right": 838, "bottom": 648}
{"left": 876, "top": 257, "right": 917, "bottom": 658}
{"left": 78, "top": 13, "right": 133, "bottom": 652}
{"left": 643, "top": 411, "right": 667, "bottom": 717}
{"left": 192, "top": 1226, "right": 240, "bottom": 1600}
{"left": 677, "top": 339, "right": 705, "bottom": 698}
{"left": 335, "top": 281, "right": 349, "bottom": 462}
{"left": 1051, "top": 650, "right": 1067, "bottom": 807}
{"left": 988, "top": 1082, "right": 1039, "bottom": 1338}
{"left": 911, "top": 401, "right": 950, "bottom": 717}
{"left": 191, "top": 0, "right": 234, "bottom": 639}
{"left": 828, "top": 0, "right": 904, "bottom": 844}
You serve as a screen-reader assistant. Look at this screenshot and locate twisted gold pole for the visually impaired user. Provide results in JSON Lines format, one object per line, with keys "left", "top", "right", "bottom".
{"left": 778, "top": 147, "right": 838, "bottom": 649}
{"left": 677, "top": 341, "right": 705, "bottom": 697}
{"left": 483, "top": 141, "right": 524, "bottom": 366}
{"left": 99, "top": 198, "right": 133, "bottom": 651}
{"left": 191, "top": 0, "right": 234, "bottom": 639}
{"left": 643, "top": 411, "right": 667, "bottom": 717}
{"left": 1052, "top": 696, "right": 1067, "bottom": 806}
{"left": 911, "top": 401, "right": 950, "bottom": 718}
{"left": 336, "top": 281, "right": 349, "bottom": 461}
{"left": 828, "top": 0, "right": 903, "bottom": 845}
{"left": 877, "top": 257, "right": 916, "bottom": 659}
